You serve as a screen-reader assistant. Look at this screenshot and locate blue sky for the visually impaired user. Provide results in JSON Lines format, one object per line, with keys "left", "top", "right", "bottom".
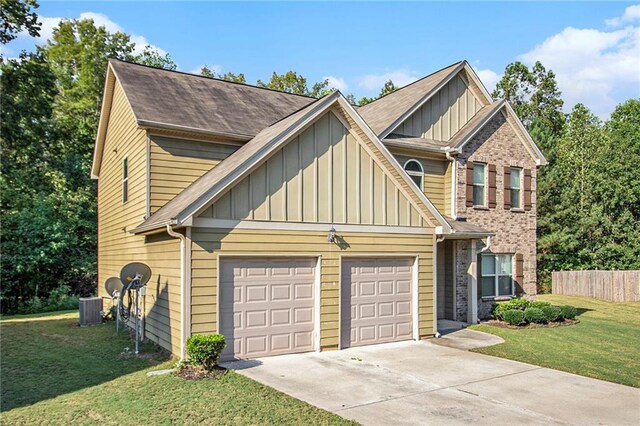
{"left": 5, "top": 1, "right": 640, "bottom": 117}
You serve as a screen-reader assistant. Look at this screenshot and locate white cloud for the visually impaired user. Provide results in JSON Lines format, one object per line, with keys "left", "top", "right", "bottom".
{"left": 605, "top": 4, "right": 640, "bottom": 27}
{"left": 357, "top": 68, "right": 420, "bottom": 91}
{"left": 323, "top": 75, "right": 348, "bottom": 92}
{"left": 475, "top": 68, "right": 501, "bottom": 93}
{"left": 518, "top": 21, "right": 640, "bottom": 118}
{"left": 17, "top": 11, "right": 164, "bottom": 56}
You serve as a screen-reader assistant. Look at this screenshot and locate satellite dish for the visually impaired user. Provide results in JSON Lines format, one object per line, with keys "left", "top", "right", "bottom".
{"left": 105, "top": 277, "right": 124, "bottom": 297}
{"left": 120, "top": 262, "right": 152, "bottom": 287}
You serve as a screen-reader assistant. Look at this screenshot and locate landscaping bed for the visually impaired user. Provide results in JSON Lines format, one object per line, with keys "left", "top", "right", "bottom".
{"left": 470, "top": 294, "right": 640, "bottom": 388}
{"left": 489, "top": 298, "right": 578, "bottom": 327}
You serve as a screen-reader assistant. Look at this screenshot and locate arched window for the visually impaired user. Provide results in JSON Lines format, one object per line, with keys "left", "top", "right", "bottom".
{"left": 404, "top": 159, "right": 424, "bottom": 190}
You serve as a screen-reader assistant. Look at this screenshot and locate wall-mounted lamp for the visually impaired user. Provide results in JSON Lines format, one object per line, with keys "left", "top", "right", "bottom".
{"left": 327, "top": 226, "right": 336, "bottom": 243}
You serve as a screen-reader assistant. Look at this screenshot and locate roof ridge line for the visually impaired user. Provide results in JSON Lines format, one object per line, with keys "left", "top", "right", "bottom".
{"left": 108, "top": 58, "right": 318, "bottom": 100}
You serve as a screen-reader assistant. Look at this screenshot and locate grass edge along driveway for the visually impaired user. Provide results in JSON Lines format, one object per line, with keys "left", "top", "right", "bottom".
{"left": 470, "top": 294, "right": 640, "bottom": 388}
{"left": 1, "top": 312, "right": 355, "bottom": 425}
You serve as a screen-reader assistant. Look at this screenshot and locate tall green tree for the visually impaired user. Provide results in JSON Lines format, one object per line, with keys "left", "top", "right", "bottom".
{"left": 0, "top": 0, "right": 41, "bottom": 44}
{"left": 493, "top": 61, "right": 565, "bottom": 156}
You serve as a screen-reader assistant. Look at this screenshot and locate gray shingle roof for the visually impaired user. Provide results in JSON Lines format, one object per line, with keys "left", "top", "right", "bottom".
{"left": 109, "top": 60, "right": 315, "bottom": 139}
{"left": 358, "top": 61, "right": 464, "bottom": 136}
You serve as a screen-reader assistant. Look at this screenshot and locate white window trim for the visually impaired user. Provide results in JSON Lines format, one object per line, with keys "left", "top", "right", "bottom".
{"left": 473, "top": 162, "right": 487, "bottom": 207}
{"left": 403, "top": 159, "right": 424, "bottom": 191}
{"left": 122, "top": 155, "right": 129, "bottom": 204}
{"left": 480, "top": 254, "right": 514, "bottom": 298}
{"left": 510, "top": 166, "right": 523, "bottom": 210}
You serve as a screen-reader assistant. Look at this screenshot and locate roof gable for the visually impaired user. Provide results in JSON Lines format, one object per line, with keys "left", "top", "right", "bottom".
{"left": 200, "top": 109, "right": 427, "bottom": 227}
{"left": 133, "top": 92, "right": 453, "bottom": 234}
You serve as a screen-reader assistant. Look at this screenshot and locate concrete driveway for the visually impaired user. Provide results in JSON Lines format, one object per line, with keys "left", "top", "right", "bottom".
{"left": 223, "top": 338, "right": 640, "bottom": 425}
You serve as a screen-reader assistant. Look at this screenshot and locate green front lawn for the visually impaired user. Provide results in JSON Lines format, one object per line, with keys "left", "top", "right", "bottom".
{"left": 470, "top": 295, "right": 640, "bottom": 388}
{"left": 1, "top": 313, "right": 354, "bottom": 425}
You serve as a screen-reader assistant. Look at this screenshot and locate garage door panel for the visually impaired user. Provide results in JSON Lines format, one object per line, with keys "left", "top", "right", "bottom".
{"left": 220, "top": 258, "right": 316, "bottom": 360}
{"left": 341, "top": 258, "right": 414, "bottom": 348}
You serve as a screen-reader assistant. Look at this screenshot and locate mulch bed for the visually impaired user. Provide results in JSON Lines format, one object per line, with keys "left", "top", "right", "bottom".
{"left": 175, "top": 365, "right": 227, "bottom": 380}
{"left": 483, "top": 319, "right": 579, "bottom": 329}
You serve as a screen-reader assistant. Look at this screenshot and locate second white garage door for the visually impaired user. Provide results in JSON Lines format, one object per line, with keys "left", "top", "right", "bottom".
{"left": 341, "top": 258, "right": 414, "bottom": 348}
{"left": 219, "top": 258, "right": 316, "bottom": 361}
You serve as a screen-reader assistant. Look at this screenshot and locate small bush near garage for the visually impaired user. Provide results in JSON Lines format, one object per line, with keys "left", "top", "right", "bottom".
{"left": 529, "top": 301, "right": 552, "bottom": 310}
{"left": 179, "top": 334, "right": 227, "bottom": 379}
{"left": 503, "top": 309, "right": 525, "bottom": 326}
{"left": 187, "top": 334, "right": 226, "bottom": 370}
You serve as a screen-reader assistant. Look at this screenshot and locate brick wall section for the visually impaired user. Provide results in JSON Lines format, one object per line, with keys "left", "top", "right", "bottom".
{"left": 455, "top": 112, "right": 538, "bottom": 319}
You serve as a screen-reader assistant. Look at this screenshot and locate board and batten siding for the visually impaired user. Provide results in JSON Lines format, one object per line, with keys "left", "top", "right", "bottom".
{"left": 396, "top": 75, "right": 482, "bottom": 141}
{"left": 393, "top": 154, "right": 451, "bottom": 215}
{"left": 190, "top": 228, "right": 435, "bottom": 350}
{"left": 97, "top": 80, "right": 182, "bottom": 354}
{"left": 149, "top": 135, "right": 239, "bottom": 214}
{"left": 200, "top": 111, "right": 425, "bottom": 227}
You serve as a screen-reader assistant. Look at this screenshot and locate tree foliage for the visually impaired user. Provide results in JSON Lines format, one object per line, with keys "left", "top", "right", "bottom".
{"left": 134, "top": 45, "right": 177, "bottom": 70}
{"left": 257, "top": 70, "right": 329, "bottom": 97}
{"left": 0, "top": 0, "right": 41, "bottom": 44}
{"left": 199, "top": 65, "right": 246, "bottom": 83}
{"left": 357, "top": 79, "right": 399, "bottom": 106}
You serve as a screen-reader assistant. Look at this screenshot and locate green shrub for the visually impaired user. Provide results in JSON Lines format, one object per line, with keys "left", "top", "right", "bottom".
{"left": 541, "top": 305, "right": 562, "bottom": 322}
{"left": 560, "top": 305, "right": 578, "bottom": 320}
{"left": 524, "top": 307, "right": 546, "bottom": 324}
{"left": 529, "top": 301, "right": 552, "bottom": 310}
{"left": 16, "top": 285, "right": 80, "bottom": 314}
{"left": 186, "top": 334, "right": 226, "bottom": 370}
{"left": 492, "top": 298, "right": 529, "bottom": 320}
{"left": 503, "top": 309, "right": 525, "bottom": 326}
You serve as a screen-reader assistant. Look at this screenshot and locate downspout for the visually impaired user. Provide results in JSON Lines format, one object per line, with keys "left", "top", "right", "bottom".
{"left": 166, "top": 224, "right": 188, "bottom": 360}
{"left": 468, "top": 236, "right": 491, "bottom": 326}
{"left": 434, "top": 234, "right": 446, "bottom": 337}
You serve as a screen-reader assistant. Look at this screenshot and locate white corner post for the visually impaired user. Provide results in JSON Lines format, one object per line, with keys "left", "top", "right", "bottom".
{"left": 467, "top": 239, "right": 478, "bottom": 324}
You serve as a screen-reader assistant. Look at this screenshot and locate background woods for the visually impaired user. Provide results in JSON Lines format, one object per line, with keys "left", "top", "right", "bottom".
{"left": 1, "top": 2, "right": 638, "bottom": 312}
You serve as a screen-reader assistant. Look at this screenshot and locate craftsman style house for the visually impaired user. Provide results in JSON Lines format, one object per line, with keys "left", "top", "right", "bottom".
{"left": 93, "top": 60, "right": 545, "bottom": 359}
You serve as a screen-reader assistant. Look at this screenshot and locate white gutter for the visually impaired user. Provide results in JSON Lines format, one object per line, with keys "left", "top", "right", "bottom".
{"left": 166, "top": 224, "right": 191, "bottom": 360}
{"left": 446, "top": 150, "right": 457, "bottom": 219}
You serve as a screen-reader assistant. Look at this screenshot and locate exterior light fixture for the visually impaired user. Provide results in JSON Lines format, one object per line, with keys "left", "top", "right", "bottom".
{"left": 327, "top": 227, "right": 336, "bottom": 243}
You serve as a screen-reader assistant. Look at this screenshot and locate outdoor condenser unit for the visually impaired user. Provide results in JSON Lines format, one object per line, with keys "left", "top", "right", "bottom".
{"left": 79, "top": 297, "right": 103, "bottom": 326}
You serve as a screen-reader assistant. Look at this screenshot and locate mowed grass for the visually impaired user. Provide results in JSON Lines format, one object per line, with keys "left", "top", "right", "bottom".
{"left": 470, "top": 295, "right": 640, "bottom": 387}
{"left": 1, "top": 313, "right": 355, "bottom": 425}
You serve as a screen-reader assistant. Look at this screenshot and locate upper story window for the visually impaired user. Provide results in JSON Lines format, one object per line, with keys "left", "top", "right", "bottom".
{"left": 122, "top": 156, "right": 129, "bottom": 204}
{"left": 481, "top": 254, "right": 514, "bottom": 298}
{"left": 404, "top": 159, "right": 424, "bottom": 190}
{"left": 510, "top": 167, "right": 522, "bottom": 209}
{"left": 473, "top": 163, "right": 487, "bottom": 206}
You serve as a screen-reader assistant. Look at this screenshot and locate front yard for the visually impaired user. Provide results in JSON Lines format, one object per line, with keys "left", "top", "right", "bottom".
{"left": 470, "top": 294, "right": 640, "bottom": 388}
{"left": 0, "top": 312, "right": 354, "bottom": 425}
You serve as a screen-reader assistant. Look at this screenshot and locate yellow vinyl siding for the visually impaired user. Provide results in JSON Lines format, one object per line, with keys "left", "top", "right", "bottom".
{"left": 394, "top": 154, "right": 449, "bottom": 214}
{"left": 190, "top": 228, "right": 435, "bottom": 349}
{"left": 149, "top": 135, "right": 238, "bottom": 214}
{"left": 97, "top": 80, "right": 181, "bottom": 353}
{"left": 396, "top": 75, "right": 482, "bottom": 141}
{"left": 201, "top": 111, "right": 425, "bottom": 227}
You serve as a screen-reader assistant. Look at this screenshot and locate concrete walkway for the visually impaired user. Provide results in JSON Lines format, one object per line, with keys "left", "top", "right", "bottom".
{"left": 223, "top": 340, "right": 640, "bottom": 425}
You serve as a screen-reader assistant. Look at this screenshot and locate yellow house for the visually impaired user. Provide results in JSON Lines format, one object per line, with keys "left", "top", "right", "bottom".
{"left": 92, "top": 60, "right": 546, "bottom": 359}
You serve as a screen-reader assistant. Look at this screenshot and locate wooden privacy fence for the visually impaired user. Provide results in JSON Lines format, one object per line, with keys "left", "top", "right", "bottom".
{"left": 552, "top": 270, "right": 640, "bottom": 302}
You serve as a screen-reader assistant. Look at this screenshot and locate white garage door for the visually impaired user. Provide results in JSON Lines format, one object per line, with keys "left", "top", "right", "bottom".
{"left": 219, "top": 258, "right": 316, "bottom": 360}
{"left": 341, "top": 258, "right": 414, "bottom": 348}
